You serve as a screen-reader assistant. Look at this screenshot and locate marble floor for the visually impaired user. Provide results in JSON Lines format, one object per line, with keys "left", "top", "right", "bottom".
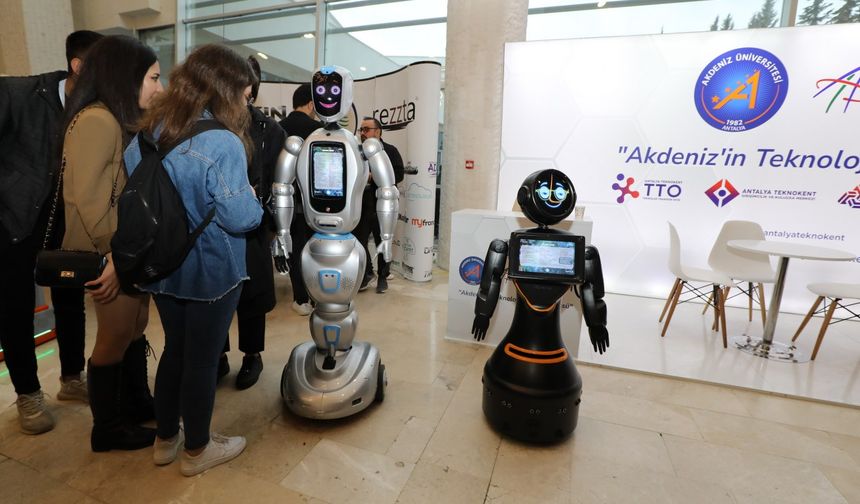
{"left": 1, "top": 271, "right": 859, "bottom": 503}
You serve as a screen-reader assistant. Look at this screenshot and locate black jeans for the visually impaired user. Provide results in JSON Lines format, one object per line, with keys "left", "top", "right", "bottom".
{"left": 222, "top": 312, "right": 264, "bottom": 354}
{"left": 0, "top": 229, "right": 86, "bottom": 395}
{"left": 287, "top": 214, "right": 313, "bottom": 304}
{"left": 153, "top": 286, "right": 241, "bottom": 450}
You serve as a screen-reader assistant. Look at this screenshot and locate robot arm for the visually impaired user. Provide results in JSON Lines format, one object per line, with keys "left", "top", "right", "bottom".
{"left": 472, "top": 239, "right": 508, "bottom": 341}
{"left": 271, "top": 135, "right": 302, "bottom": 274}
{"left": 581, "top": 245, "right": 609, "bottom": 354}
{"left": 363, "top": 137, "right": 399, "bottom": 262}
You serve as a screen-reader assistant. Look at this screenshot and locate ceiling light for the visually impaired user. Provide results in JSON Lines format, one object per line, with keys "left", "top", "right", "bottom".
{"left": 359, "top": 66, "right": 367, "bottom": 71}
{"left": 303, "top": 33, "right": 315, "bottom": 39}
{"left": 256, "top": 52, "right": 268, "bottom": 60}
{"left": 597, "top": 1, "right": 607, "bottom": 6}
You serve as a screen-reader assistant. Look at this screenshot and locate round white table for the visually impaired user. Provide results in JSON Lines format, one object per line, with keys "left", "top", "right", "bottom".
{"left": 726, "top": 240, "right": 856, "bottom": 363}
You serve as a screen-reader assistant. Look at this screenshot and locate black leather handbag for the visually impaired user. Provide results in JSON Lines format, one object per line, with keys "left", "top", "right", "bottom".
{"left": 34, "top": 127, "right": 108, "bottom": 289}
{"left": 35, "top": 249, "right": 106, "bottom": 288}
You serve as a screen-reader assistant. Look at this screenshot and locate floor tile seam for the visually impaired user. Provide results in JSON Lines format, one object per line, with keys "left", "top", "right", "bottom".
{"left": 277, "top": 436, "right": 325, "bottom": 491}
{"left": 577, "top": 413, "right": 705, "bottom": 442}
{"left": 576, "top": 361, "right": 860, "bottom": 411}
{"left": 0, "top": 456, "right": 89, "bottom": 498}
{"left": 816, "top": 465, "right": 860, "bottom": 504}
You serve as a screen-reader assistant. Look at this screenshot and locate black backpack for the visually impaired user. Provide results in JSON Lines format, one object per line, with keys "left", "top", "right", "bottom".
{"left": 111, "top": 120, "right": 225, "bottom": 292}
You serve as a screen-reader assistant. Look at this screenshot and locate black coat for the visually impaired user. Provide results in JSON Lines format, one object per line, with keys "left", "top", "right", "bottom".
{"left": 278, "top": 110, "right": 323, "bottom": 213}
{"left": 0, "top": 71, "right": 66, "bottom": 245}
{"left": 238, "top": 105, "right": 287, "bottom": 317}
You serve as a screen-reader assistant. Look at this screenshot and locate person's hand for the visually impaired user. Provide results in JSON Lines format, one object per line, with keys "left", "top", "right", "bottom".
{"left": 377, "top": 239, "right": 392, "bottom": 262}
{"left": 472, "top": 314, "right": 490, "bottom": 341}
{"left": 588, "top": 325, "right": 610, "bottom": 354}
{"left": 272, "top": 235, "right": 291, "bottom": 274}
{"left": 85, "top": 253, "right": 120, "bottom": 304}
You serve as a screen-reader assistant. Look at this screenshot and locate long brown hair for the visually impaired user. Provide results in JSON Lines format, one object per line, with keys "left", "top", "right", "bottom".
{"left": 140, "top": 44, "right": 254, "bottom": 159}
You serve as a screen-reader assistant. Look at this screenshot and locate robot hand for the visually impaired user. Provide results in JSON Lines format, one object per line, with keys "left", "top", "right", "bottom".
{"left": 472, "top": 313, "right": 490, "bottom": 341}
{"left": 588, "top": 325, "right": 609, "bottom": 354}
{"left": 272, "top": 235, "right": 292, "bottom": 275}
{"left": 377, "top": 238, "right": 393, "bottom": 263}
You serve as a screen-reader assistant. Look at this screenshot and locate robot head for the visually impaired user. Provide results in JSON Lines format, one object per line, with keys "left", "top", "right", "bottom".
{"left": 517, "top": 169, "right": 576, "bottom": 226}
{"left": 312, "top": 65, "right": 354, "bottom": 124}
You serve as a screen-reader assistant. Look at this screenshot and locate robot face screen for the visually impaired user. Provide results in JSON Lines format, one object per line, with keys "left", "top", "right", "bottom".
{"left": 534, "top": 171, "right": 573, "bottom": 215}
{"left": 312, "top": 71, "right": 343, "bottom": 118}
{"left": 310, "top": 143, "right": 346, "bottom": 199}
{"left": 508, "top": 232, "right": 585, "bottom": 283}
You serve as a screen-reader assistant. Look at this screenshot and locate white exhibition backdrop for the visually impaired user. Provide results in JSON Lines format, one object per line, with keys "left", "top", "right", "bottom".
{"left": 256, "top": 61, "right": 441, "bottom": 282}
{"left": 499, "top": 24, "right": 860, "bottom": 314}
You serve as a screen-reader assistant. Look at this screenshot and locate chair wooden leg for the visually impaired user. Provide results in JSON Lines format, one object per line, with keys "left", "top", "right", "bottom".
{"left": 660, "top": 278, "right": 681, "bottom": 322}
{"left": 792, "top": 296, "right": 823, "bottom": 342}
{"left": 662, "top": 281, "right": 684, "bottom": 337}
{"left": 718, "top": 286, "right": 728, "bottom": 348}
{"left": 702, "top": 290, "right": 713, "bottom": 315}
{"left": 757, "top": 283, "right": 767, "bottom": 327}
{"left": 747, "top": 282, "right": 753, "bottom": 322}
{"left": 812, "top": 298, "right": 840, "bottom": 360}
{"left": 713, "top": 286, "right": 730, "bottom": 330}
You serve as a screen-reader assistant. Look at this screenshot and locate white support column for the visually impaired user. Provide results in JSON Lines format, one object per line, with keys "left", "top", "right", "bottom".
{"left": 437, "top": 0, "right": 528, "bottom": 270}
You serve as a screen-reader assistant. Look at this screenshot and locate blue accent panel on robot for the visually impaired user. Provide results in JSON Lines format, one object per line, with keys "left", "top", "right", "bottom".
{"left": 320, "top": 66, "right": 335, "bottom": 74}
{"left": 318, "top": 270, "right": 341, "bottom": 293}
{"left": 323, "top": 325, "right": 340, "bottom": 347}
{"left": 313, "top": 232, "right": 352, "bottom": 241}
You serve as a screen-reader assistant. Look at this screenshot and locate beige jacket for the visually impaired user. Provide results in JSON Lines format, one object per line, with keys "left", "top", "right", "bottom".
{"left": 61, "top": 103, "right": 126, "bottom": 254}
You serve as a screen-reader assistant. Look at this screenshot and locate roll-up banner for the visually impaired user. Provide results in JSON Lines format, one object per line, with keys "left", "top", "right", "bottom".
{"left": 499, "top": 24, "right": 860, "bottom": 314}
{"left": 256, "top": 62, "right": 441, "bottom": 282}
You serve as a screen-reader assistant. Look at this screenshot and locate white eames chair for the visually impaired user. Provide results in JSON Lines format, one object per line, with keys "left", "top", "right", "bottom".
{"left": 660, "top": 223, "right": 733, "bottom": 347}
{"left": 792, "top": 282, "right": 860, "bottom": 360}
{"left": 706, "top": 220, "right": 775, "bottom": 327}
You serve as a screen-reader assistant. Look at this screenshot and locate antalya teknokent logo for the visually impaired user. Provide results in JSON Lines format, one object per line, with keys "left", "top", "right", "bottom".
{"left": 612, "top": 173, "right": 640, "bottom": 203}
{"left": 838, "top": 185, "right": 860, "bottom": 209}
{"left": 705, "top": 179, "right": 739, "bottom": 207}
{"left": 694, "top": 47, "right": 788, "bottom": 132}
{"left": 814, "top": 66, "right": 860, "bottom": 113}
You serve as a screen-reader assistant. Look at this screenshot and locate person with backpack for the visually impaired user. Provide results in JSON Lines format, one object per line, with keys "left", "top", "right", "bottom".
{"left": 125, "top": 44, "right": 262, "bottom": 476}
{"left": 59, "top": 35, "right": 163, "bottom": 452}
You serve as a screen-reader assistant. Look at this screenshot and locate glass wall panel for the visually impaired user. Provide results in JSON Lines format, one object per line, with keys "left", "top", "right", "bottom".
{"left": 325, "top": 0, "right": 447, "bottom": 80}
{"left": 139, "top": 26, "right": 176, "bottom": 85}
{"left": 527, "top": 0, "right": 787, "bottom": 40}
{"left": 186, "top": 0, "right": 300, "bottom": 19}
{"left": 186, "top": 4, "right": 317, "bottom": 81}
{"left": 796, "top": 0, "right": 860, "bottom": 26}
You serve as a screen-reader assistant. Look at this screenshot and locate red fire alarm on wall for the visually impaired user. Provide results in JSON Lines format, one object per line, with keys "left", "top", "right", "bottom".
{"left": 465, "top": 160, "right": 474, "bottom": 170}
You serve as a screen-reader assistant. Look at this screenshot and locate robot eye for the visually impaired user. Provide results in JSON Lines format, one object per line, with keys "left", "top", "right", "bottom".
{"left": 331, "top": 85, "right": 341, "bottom": 96}
{"left": 554, "top": 187, "right": 568, "bottom": 201}
{"left": 316, "top": 85, "right": 326, "bottom": 95}
{"left": 537, "top": 186, "right": 551, "bottom": 200}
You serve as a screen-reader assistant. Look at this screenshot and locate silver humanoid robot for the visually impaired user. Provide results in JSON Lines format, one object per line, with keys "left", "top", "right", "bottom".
{"left": 272, "top": 66, "right": 398, "bottom": 419}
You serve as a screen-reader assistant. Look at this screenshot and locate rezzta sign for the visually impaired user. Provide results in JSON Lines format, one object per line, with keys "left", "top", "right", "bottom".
{"left": 373, "top": 100, "right": 415, "bottom": 131}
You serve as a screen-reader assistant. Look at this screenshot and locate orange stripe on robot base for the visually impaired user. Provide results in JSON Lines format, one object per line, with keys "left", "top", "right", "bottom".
{"left": 504, "top": 343, "right": 568, "bottom": 364}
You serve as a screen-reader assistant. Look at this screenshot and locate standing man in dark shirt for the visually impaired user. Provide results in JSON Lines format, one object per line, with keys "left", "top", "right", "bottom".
{"left": 277, "top": 83, "right": 322, "bottom": 314}
{"left": 0, "top": 30, "right": 102, "bottom": 434}
{"left": 355, "top": 117, "right": 404, "bottom": 294}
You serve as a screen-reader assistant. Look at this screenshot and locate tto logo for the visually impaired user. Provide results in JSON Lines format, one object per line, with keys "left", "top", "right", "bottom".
{"left": 612, "top": 173, "right": 640, "bottom": 203}
{"left": 694, "top": 47, "right": 789, "bottom": 132}
{"left": 838, "top": 185, "right": 860, "bottom": 209}
{"left": 459, "top": 256, "right": 483, "bottom": 286}
{"left": 814, "top": 66, "right": 860, "bottom": 113}
{"left": 705, "top": 179, "right": 740, "bottom": 207}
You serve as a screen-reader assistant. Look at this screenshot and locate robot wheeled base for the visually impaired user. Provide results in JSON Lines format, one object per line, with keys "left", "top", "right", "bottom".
{"left": 281, "top": 341, "right": 387, "bottom": 420}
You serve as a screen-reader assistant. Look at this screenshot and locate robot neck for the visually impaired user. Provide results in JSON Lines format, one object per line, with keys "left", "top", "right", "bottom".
{"left": 323, "top": 122, "right": 341, "bottom": 131}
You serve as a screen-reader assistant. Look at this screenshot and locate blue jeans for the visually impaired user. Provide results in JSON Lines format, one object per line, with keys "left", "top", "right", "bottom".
{"left": 153, "top": 286, "right": 242, "bottom": 450}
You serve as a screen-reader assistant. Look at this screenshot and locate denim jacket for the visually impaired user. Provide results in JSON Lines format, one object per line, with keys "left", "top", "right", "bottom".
{"left": 124, "top": 120, "right": 263, "bottom": 301}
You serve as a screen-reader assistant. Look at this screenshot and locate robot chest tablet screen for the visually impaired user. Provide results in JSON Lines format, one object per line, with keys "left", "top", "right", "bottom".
{"left": 310, "top": 142, "right": 346, "bottom": 199}
{"left": 508, "top": 232, "right": 585, "bottom": 284}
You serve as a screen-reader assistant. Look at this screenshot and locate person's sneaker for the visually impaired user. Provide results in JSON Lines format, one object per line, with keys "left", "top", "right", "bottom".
{"left": 291, "top": 301, "right": 313, "bottom": 316}
{"left": 235, "top": 354, "right": 263, "bottom": 390}
{"left": 57, "top": 373, "right": 89, "bottom": 403}
{"left": 376, "top": 276, "right": 389, "bottom": 294}
{"left": 180, "top": 433, "right": 246, "bottom": 477}
{"left": 153, "top": 428, "right": 184, "bottom": 465}
{"left": 387, "top": 272, "right": 394, "bottom": 280}
{"left": 359, "top": 273, "right": 375, "bottom": 292}
{"left": 217, "top": 354, "right": 230, "bottom": 383}
{"left": 16, "top": 390, "right": 55, "bottom": 435}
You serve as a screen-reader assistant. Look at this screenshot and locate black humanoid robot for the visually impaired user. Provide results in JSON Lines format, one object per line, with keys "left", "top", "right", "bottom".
{"left": 472, "top": 169, "right": 609, "bottom": 443}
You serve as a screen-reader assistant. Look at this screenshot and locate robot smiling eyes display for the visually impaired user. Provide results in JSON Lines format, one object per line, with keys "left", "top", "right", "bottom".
{"left": 472, "top": 169, "right": 609, "bottom": 443}
{"left": 272, "top": 66, "right": 399, "bottom": 419}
